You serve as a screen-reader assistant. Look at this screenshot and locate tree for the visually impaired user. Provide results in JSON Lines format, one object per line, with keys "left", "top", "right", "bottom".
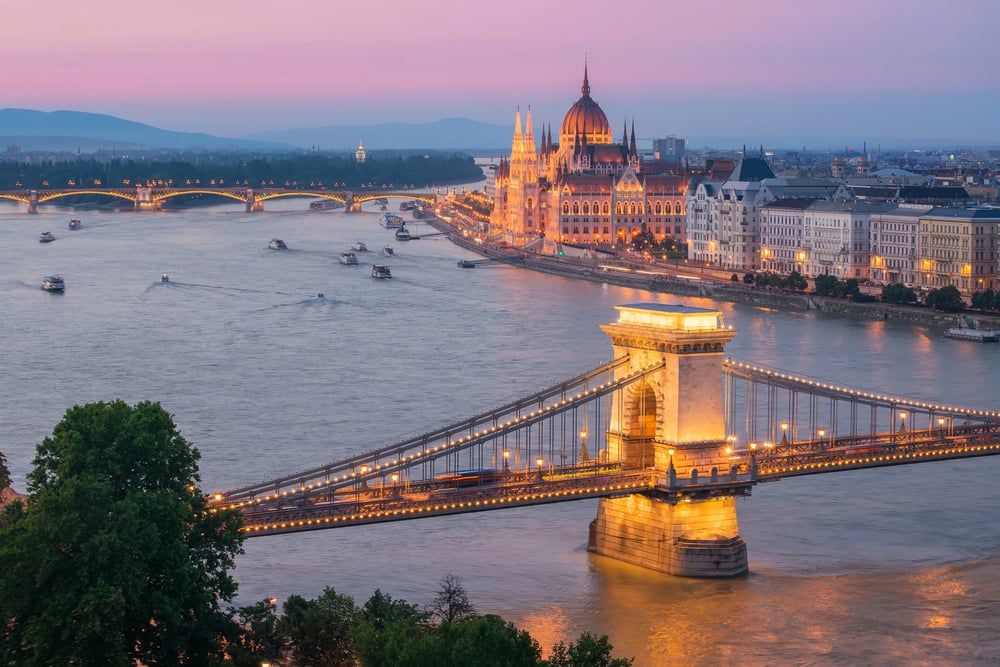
{"left": 924, "top": 285, "right": 965, "bottom": 312}
{"left": 432, "top": 615, "right": 542, "bottom": 667}
{"left": 0, "top": 449, "right": 10, "bottom": 491}
{"left": 225, "top": 599, "right": 286, "bottom": 667}
{"left": 354, "top": 589, "right": 431, "bottom": 667}
{"left": 546, "top": 631, "right": 634, "bottom": 667}
{"left": 430, "top": 574, "right": 477, "bottom": 625}
{"left": 743, "top": 272, "right": 755, "bottom": 285}
{"left": 882, "top": 283, "right": 918, "bottom": 305}
{"left": 0, "top": 400, "right": 244, "bottom": 666}
{"left": 280, "top": 587, "right": 359, "bottom": 667}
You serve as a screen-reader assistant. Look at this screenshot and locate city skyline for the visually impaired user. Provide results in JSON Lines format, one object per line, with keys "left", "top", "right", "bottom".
{"left": 6, "top": 0, "right": 1000, "bottom": 148}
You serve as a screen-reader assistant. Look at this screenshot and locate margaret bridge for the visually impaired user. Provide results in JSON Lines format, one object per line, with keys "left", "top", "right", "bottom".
{"left": 207, "top": 303, "right": 1000, "bottom": 578}
{"left": 0, "top": 186, "right": 438, "bottom": 213}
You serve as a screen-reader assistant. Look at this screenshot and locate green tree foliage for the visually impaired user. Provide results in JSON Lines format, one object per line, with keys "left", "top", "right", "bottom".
{"left": 546, "top": 631, "right": 634, "bottom": 667}
{"left": 225, "top": 599, "right": 285, "bottom": 667}
{"left": 813, "top": 274, "right": 862, "bottom": 299}
{"left": 430, "top": 615, "right": 542, "bottom": 667}
{"left": 280, "top": 587, "right": 359, "bottom": 667}
{"left": 924, "top": 285, "right": 965, "bottom": 312}
{"left": 0, "top": 449, "right": 10, "bottom": 491}
{"left": 882, "top": 283, "right": 918, "bottom": 305}
{"left": 354, "top": 589, "right": 430, "bottom": 667}
{"left": 970, "top": 289, "right": 1000, "bottom": 312}
{"left": 743, "top": 272, "right": 755, "bottom": 285}
{"left": 0, "top": 151, "right": 482, "bottom": 191}
{"left": 0, "top": 400, "right": 244, "bottom": 666}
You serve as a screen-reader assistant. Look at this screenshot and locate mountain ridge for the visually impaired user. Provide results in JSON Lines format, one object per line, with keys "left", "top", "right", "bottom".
{"left": 0, "top": 109, "right": 510, "bottom": 152}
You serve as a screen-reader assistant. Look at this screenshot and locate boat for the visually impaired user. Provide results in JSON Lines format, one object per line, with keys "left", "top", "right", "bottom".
{"left": 161, "top": 273, "right": 170, "bottom": 283}
{"left": 268, "top": 238, "right": 288, "bottom": 250}
{"left": 412, "top": 207, "right": 427, "bottom": 219}
{"left": 458, "top": 260, "right": 477, "bottom": 268}
{"left": 41, "top": 275, "right": 64, "bottom": 292}
{"left": 351, "top": 241, "right": 369, "bottom": 252}
{"left": 379, "top": 213, "right": 405, "bottom": 229}
{"left": 945, "top": 327, "right": 1000, "bottom": 342}
{"left": 382, "top": 245, "right": 395, "bottom": 257}
{"left": 395, "top": 227, "right": 412, "bottom": 241}
{"left": 371, "top": 264, "right": 392, "bottom": 279}
{"left": 309, "top": 199, "right": 344, "bottom": 211}
{"left": 339, "top": 252, "right": 359, "bottom": 265}
{"left": 39, "top": 231, "right": 55, "bottom": 243}
{"left": 399, "top": 201, "right": 418, "bottom": 211}
{"left": 68, "top": 219, "right": 81, "bottom": 230}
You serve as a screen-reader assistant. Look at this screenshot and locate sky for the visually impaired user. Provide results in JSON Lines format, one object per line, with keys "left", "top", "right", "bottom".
{"left": 5, "top": 0, "right": 999, "bottom": 148}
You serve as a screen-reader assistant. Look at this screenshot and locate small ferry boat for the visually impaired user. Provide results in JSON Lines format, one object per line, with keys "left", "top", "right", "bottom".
{"left": 379, "top": 213, "right": 405, "bottom": 229}
{"left": 39, "top": 231, "right": 55, "bottom": 243}
{"left": 309, "top": 199, "right": 344, "bottom": 211}
{"left": 944, "top": 327, "right": 1000, "bottom": 342}
{"left": 41, "top": 275, "right": 64, "bottom": 292}
{"left": 268, "top": 238, "right": 288, "bottom": 250}
{"left": 371, "top": 265, "right": 392, "bottom": 279}
{"left": 68, "top": 218, "right": 82, "bottom": 230}
{"left": 339, "top": 252, "right": 359, "bottom": 265}
{"left": 351, "top": 241, "right": 369, "bottom": 252}
{"left": 395, "top": 227, "right": 412, "bottom": 241}
{"left": 382, "top": 245, "right": 395, "bottom": 257}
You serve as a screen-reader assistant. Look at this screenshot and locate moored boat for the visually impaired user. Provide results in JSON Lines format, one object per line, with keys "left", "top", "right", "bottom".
{"left": 944, "top": 327, "right": 1000, "bottom": 342}
{"left": 379, "top": 213, "right": 405, "bottom": 229}
{"left": 395, "top": 227, "right": 412, "bottom": 241}
{"left": 371, "top": 264, "right": 392, "bottom": 279}
{"left": 39, "top": 231, "right": 55, "bottom": 243}
{"left": 309, "top": 199, "right": 344, "bottom": 211}
{"left": 339, "top": 252, "right": 359, "bottom": 265}
{"left": 41, "top": 275, "right": 64, "bottom": 292}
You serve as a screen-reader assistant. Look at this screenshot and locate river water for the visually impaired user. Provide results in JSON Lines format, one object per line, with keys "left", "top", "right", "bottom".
{"left": 3, "top": 199, "right": 999, "bottom": 666}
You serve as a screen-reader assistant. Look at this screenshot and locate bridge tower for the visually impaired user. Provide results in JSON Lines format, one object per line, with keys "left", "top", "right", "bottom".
{"left": 589, "top": 303, "right": 748, "bottom": 577}
{"left": 28, "top": 190, "right": 38, "bottom": 214}
{"left": 134, "top": 186, "right": 162, "bottom": 211}
{"left": 245, "top": 189, "right": 264, "bottom": 212}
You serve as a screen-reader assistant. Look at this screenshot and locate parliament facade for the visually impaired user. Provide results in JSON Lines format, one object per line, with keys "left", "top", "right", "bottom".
{"left": 490, "top": 68, "right": 686, "bottom": 252}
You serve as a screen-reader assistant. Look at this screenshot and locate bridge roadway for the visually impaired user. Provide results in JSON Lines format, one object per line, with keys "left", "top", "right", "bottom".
{"left": 0, "top": 186, "right": 437, "bottom": 212}
{"left": 209, "top": 356, "right": 1000, "bottom": 538}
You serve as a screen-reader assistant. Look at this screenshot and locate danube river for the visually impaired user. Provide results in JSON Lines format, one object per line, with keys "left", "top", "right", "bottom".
{"left": 3, "top": 200, "right": 1000, "bottom": 666}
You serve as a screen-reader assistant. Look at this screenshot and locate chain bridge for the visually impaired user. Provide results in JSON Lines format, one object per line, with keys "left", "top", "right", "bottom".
{"left": 0, "top": 186, "right": 436, "bottom": 213}
{"left": 208, "top": 303, "right": 1000, "bottom": 578}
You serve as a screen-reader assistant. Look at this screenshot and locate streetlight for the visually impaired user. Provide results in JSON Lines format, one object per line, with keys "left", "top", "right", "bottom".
{"left": 817, "top": 428, "right": 826, "bottom": 451}
{"left": 938, "top": 417, "right": 946, "bottom": 436}
{"left": 502, "top": 449, "right": 510, "bottom": 473}
{"left": 535, "top": 456, "right": 544, "bottom": 481}
{"left": 579, "top": 430, "right": 589, "bottom": 462}
{"left": 899, "top": 411, "right": 907, "bottom": 437}
{"left": 780, "top": 421, "right": 789, "bottom": 446}
{"left": 391, "top": 472, "right": 399, "bottom": 497}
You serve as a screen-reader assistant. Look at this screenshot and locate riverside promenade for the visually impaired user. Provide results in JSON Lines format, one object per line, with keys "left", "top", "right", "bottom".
{"left": 426, "top": 214, "right": 997, "bottom": 330}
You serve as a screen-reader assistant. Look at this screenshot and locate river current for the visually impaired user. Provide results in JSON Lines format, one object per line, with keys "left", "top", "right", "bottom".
{"left": 3, "top": 199, "right": 999, "bottom": 666}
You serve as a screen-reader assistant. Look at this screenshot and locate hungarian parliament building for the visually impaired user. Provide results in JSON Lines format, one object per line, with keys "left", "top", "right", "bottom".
{"left": 488, "top": 68, "right": 999, "bottom": 294}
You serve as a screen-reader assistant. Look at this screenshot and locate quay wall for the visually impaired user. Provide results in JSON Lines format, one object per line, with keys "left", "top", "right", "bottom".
{"left": 430, "top": 220, "right": 999, "bottom": 330}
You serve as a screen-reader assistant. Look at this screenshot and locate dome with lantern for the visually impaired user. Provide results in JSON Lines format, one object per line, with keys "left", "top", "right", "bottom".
{"left": 559, "top": 65, "right": 612, "bottom": 146}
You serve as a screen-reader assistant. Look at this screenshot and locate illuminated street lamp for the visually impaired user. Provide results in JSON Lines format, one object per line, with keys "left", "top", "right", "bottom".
{"left": 535, "top": 456, "right": 544, "bottom": 481}
{"left": 391, "top": 472, "right": 399, "bottom": 497}
{"left": 780, "top": 421, "right": 789, "bottom": 446}
{"left": 502, "top": 449, "right": 510, "bottom": 473}
{"left": 579, "top": 430, "right": 589, "bottom": 462}
{"left": 938, "top": 417, "right": 946, "bottom": 436}
{"left": 359, "top": 465, "right": 369, "bottom": 490}
{"left": 817, "top": 428, "right": 826, "bottom": 451}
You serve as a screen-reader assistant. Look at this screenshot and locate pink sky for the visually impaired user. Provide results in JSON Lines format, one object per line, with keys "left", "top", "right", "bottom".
{"left": 5, "top": 0, "right": 999, "bottom": 145}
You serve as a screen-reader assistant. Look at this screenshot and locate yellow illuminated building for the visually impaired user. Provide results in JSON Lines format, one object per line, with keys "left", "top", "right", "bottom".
{"left": 491, "top": 66, "right": 687, "bottom": 251}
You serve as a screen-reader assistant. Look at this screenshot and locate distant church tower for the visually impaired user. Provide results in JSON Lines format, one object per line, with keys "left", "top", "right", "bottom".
{"left": 355, "top": 141, "right": 366, "bottom": 164}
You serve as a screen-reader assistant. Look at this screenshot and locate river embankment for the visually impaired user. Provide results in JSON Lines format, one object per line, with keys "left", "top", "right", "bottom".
{"left": 426, "top": 217, "right": 1000, "bottom": 330}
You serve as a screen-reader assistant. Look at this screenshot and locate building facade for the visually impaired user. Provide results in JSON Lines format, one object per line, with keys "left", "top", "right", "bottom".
{"left": 918, "top": 207, "right": 1000, "bottom": 293}
{"left": 490, "top": 68, "right": 687, "bottom": 251}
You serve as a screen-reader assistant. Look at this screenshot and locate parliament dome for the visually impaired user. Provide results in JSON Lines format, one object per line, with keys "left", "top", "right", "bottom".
{"left": 559, "top": 66, "right": 612, "bottom": 146}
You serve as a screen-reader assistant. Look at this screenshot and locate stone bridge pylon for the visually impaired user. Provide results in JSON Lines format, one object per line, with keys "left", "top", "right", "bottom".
{"left": 589, "top": 304, "right": 748, "bottom": 577}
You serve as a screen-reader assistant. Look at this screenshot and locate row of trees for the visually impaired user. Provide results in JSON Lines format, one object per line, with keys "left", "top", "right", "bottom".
{"left": 0, "top": 152, "right": 482, "bottom": 191}
{"left": 0, "top": 401, "right": 631, "bottom": 666}
{"left": 734, "top": 271, "right": 971, "bottom": 313}
{"left": 227, "top": 578, "right": 632, "bottom": 667}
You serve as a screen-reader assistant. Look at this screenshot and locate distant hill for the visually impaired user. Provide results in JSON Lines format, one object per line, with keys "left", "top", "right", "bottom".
{"left": 243, "top": 117, "right": 511, "bottom": 151}
{"left": 0, "top": 109, "right": 292, "bottom": 151}
{"left": 0, "top": 109, "right": 513, "bottom": 153}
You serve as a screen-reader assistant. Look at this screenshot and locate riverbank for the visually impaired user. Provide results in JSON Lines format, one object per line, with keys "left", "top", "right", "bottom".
{"left": 428, "top": 217, "right": 1000, "bottom": 330}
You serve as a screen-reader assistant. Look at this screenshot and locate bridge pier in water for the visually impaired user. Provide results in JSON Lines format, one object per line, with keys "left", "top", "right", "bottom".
{"left": 589, "top": 304, "right": 748, "bottom": 577}
{"left": 245, "top": 189, "right": 264, "bottom": 212}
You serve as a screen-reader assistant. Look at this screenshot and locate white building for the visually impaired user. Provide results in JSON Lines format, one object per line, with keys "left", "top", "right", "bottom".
{"left": 868, "top": 205, "right": 932, "bottom": 286}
